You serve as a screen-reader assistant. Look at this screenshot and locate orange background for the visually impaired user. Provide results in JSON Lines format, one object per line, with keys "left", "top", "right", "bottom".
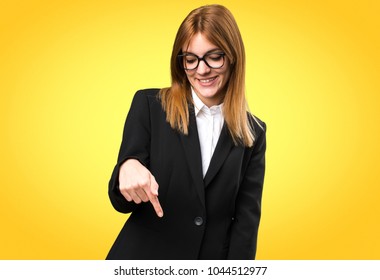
{"left": 1, "top": 0, "right": 379, "bottom": 259}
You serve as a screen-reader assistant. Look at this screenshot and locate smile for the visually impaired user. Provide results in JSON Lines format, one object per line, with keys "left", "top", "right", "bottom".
{"left": 198, "top": 77, "right": 217, "bottom": 83}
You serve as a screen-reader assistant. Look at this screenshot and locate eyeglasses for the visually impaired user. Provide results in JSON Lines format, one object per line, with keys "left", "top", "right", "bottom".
{"left": 178, "top": 52, "right": 225, "bottom": 70}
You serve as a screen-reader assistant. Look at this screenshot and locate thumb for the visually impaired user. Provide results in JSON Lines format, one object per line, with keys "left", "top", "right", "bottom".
{"left": 150, "top": 174, "right": 159, "bottom": 196}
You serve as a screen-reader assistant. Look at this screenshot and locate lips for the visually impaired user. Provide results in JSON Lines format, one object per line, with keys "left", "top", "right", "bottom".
{"left": 197, "top": 76, "right": 217, "bottom": 85}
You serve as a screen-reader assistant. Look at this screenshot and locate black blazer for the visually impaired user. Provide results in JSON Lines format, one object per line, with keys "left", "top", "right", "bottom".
{"left": 107, "top": 89, "right": 266, "bottom": 260}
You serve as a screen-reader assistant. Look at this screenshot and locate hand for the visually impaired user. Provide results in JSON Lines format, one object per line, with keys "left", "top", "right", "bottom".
{"left": 118, "top": 159, "right": 163, "bottom": 218}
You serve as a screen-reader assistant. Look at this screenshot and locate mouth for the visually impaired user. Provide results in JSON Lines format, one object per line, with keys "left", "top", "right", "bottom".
{"left": 197, "top": 76, "right": 218, "bottom": 85}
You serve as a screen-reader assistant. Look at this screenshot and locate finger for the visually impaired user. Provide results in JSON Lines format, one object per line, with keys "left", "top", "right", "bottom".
{"left": 123, "top": 192, "right": 133, "bottom": 202}
{"left": 128, "top": 191, "right": 142, "bottom": 204}
{"left": 149, "top": 195, "right": 163, "bottom": 218}
{"left": 148, "top": 175, "right": 163, "bottom": 217}
{"left": 119, "top": 187, "right": 133, "bottom": 202}
{"left": 135, "top": 188, "right": 149, "bottom": 203}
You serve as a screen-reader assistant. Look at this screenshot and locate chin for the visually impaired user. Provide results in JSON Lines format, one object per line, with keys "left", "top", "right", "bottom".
{"left": 198, "top": 89, "right": 218, "bottom": 98}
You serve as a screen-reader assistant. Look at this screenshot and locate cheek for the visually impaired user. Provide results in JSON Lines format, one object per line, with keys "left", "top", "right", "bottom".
{"left": 185, "top": 72, "right": 194, "bottom": 82}
{"left": 220, "top": 69, "right": 231, "bottom": 84}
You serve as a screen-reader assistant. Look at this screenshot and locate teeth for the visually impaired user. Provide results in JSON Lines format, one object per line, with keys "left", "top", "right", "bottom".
{"left": 200, "top": 77, "right": 216, "bottom": 83}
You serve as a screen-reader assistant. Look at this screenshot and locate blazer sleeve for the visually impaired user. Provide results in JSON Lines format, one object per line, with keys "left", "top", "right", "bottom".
{"left": 108, "top": 90, "right": 152, "bottom": 214}
{"left": 227, "top": 119, "right": 267, "bottom": 259}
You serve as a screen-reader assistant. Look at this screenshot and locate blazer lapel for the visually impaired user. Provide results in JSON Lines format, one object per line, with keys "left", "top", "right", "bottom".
{"left": 179, "top": 106, "right": 206, "bottom": 208}
{"left": 203, "top": 124, "right": 235, "bottom": 187}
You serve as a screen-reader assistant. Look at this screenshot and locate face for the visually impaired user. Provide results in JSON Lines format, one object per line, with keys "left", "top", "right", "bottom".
{"left": 182, "top": 33, "right": 231, "bottom": 107}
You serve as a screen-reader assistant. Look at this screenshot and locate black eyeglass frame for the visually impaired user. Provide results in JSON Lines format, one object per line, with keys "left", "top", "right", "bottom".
{"left": 177, "top": 52, "right": 226, "bottom": 70}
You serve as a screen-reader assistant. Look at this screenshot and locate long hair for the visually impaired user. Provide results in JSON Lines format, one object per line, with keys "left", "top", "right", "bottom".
{"left": 160, "top": 4, "right": 254, "bottom": 147}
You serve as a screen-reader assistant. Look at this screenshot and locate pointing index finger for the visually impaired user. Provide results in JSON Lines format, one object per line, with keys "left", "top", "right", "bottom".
{"left": 149, "top": 195, "right": 163, "bottom": 218}
{"left": 148, "top": 174, "right": 163, "bottom": 218}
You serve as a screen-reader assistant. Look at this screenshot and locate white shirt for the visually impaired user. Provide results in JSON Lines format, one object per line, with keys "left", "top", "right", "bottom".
{"left": 192, "top": 89, "right": 224, "bottom": 177}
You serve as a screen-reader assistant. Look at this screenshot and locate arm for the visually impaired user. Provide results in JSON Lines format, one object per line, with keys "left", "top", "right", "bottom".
{"left": 227, "top": 121, "right": 267, "bottom": 259}
{"left": 108, "top": 90, "right": 163, "bottom": 217}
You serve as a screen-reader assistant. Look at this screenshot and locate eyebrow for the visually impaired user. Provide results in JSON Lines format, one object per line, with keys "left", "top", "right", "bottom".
{"left": 182, "top": 48, "right": 223, "bottom": 56}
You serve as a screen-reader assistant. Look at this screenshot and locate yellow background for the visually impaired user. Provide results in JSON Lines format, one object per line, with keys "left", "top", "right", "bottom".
{"left": 1, "top": 0, "right": 379, "bottom": 259}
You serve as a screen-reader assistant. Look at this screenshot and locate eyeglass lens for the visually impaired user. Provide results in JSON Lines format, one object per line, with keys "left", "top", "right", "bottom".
{"left": 182, "top": 53, "right": 224, "bottom": 70}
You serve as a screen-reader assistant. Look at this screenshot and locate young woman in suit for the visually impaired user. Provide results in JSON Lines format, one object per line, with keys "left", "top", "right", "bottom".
{"left": 107, "top": 4, "right": 266, "bottom": 260}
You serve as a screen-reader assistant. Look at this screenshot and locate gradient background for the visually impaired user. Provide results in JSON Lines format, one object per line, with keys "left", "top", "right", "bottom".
{"left": 1, "top": 0, "right": 379, "bottom": 259}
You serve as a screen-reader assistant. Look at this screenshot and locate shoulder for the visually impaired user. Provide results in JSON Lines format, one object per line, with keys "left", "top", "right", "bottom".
{"left": 252, "top": 115, "right": 266, "bottom": 133}
{"left": 248, "top": 113, "right": 266, "bottom": 134}
{"left": 134, "top": 88, "right": 161, "bottom": 99}
{"left": 130, "top": 88, "right": 161, "bottom": 107}
{"left": 246, "top": 113, "right": 266, "bottom": 151}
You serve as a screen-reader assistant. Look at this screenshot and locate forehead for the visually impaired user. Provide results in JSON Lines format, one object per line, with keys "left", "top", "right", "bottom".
{"left": 183, "top": 33, "right": 220, "bottom": 54}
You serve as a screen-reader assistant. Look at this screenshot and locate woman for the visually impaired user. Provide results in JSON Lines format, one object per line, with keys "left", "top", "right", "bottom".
{"left": 107, "top": 4, "right": 266, "bottom": 260}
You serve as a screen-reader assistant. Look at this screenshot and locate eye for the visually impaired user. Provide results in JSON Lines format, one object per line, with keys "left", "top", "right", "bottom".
{"left": 207, "top": 53, "right": 224, "bottom": 61}
{"left": 182, "top": 54, "right": 197, "bottom": 64}
{"left": 185, "top": 57, "right": 197, "bottom": 64}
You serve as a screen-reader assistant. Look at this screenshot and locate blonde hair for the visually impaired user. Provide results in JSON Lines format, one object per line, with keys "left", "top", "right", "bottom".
{"left": 160, "top": 4, "right": 254, "bottom": 147}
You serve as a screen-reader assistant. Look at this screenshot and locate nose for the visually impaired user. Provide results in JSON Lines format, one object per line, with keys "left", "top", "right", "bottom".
{"left": 196, "top": 59, "right": 211, "bottom": 75}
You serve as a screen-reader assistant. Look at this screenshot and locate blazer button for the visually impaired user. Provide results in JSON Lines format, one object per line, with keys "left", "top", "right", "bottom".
{"left": 194, "top": 216, "right": 203, "bottom": 226}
